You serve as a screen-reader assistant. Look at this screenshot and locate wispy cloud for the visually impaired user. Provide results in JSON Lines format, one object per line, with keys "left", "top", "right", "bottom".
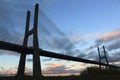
{"left": 94, "top": 29, "right": 120, "bottom": 57}
{"left": 85, "top": 29, "right": 120, "bottom": 63}
{"left": 43, "top": 63, "right": 81, "bottom": 74}
{"left": 0, "top": 66, "right": 32, "bottom": 76}
{"left": 42, "top": 58, "right": 53, "bottom": 61}
{"left": 26, "top": 58, "right": 33, "bottom": 63}
{"left": 87, "top": 29, "right": 120, "bottom": 50}
{"left": 108, "top": 51, "right": 120, "bottom": 62}
{"left": 107, "top": 39, "right": 120, "bottom": 51}
{"left": 84, "top": 31, "right": 102, "bottom": 39}
{"left": 96, "top": 29, "right": 120, "bottom": 44}
{"left": 70, "top": 35, "right": 82, "bottom": 43}
{"left": 0, "top": 67, "right": 17, "bottom": 76}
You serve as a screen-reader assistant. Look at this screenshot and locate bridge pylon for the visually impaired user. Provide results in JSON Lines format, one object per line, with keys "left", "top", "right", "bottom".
{"left": 16, "top": 3, "right": 41, "bottom": 78}
{"left": 97, "top": 46, "right": 109, "bottom": 69}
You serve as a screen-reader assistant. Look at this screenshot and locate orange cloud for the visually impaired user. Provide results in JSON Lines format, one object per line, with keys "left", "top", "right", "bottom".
{"left": 43, "top": 63, "right": 82, "bottom": 74}
{"left": 80, "top": 63, "right": 86, "bottom": 66}
{"left": 0, "top": 70, "right": 17, "bottom": 75}
{"left": 0, "top": 67, "right": 32, "bottom": 76}
{"left": 99, "top": 29, "right": 120, "bottom": 41}
{"left": 45, "top": 63, "right": 63, "bottom": 70}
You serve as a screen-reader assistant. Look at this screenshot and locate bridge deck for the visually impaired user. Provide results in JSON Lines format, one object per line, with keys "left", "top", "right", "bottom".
{"left": 0, "top": 41, "right": 120, "bottom": 68}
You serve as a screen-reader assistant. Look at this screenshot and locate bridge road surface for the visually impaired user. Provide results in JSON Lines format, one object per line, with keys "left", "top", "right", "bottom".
{"left": 0, "top": 41, "right": 120, "bottom": 69}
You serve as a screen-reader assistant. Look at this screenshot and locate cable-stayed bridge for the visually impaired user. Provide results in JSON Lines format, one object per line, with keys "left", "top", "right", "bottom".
{"left": 0, "top": 41, "right": 119, "bottom": 68}
{"left": 0, "top": 1, "right": 120, "bottom": 79}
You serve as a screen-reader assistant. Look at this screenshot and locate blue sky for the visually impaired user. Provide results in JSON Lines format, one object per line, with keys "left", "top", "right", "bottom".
{"left": 1, "top": 0, "right": 120, "bottom": 76}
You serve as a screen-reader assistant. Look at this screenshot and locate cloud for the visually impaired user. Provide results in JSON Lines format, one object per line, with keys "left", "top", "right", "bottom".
{"left": 108, "top": 51, "right": 120, "bottom": 62}
{"left": 38, "top": 10, "right": 82, "bottom": 56}
{"left": 85, "top": 46, "right": 120, "bottom": 63}
{"left": 0, "top": 66, "right": 32, "bottom": 76}
{"left": 80, "top": 63, "right": 86, "bottom": 66}
{"left": 84, "top": 31, "right": 102, "bottom": 39}
{"left": 107, "top": 39, "right": 120, "bottom": 51}
{"left": 42, "top": 58, "right": 53, "bottom": 61}
{"left": 0, "top": 63, "right": 86, "bottom": 76}
{"left": 75, "top": 51, "right": 86, "bottom": 58}
{"left": 111, "top": 62, "right": 120, "bottom": 67}
{"left": 109, "top": 56, "right": 120, "bottom": 62}
{"left": 25, "top": 67, "right": 32, "bottom": 75}
{"left": 0, "top": 0, "right": 82, "bottom": 58}
{"left": 26, "top": 58, "right": 33, "bottom": 62}
{"left": 87, "top": 50, "right": 97, "bottom": 57}
{"left": 65, "top": 63, "right": 87, "bottom": 70}
{"left": 87, "top": 29, "right": 120, "bottom": 53}
{"left": 0, "top": 67, "right": 17, "bottom": 76}
{"left": 96, "top": 29, "right": 120, "bottom": 44}
{"left": 43, "top": 63, "right": 66, "bottom": 74}
{"left": 90, "top": 29, "right": 120, "bottom": 53}
{"left": 0, "top": 50, "right": 19, "bottom": 56}
{"left": 86, "top": 46, "right": 120, "bottom": 63}
{"left": 70, "top": 35, "right": 82, "bottom": 43}
{"left": 43, "top": 63, "right": 80, "bottom": 74}
{"left": 85, "top": 50, "right": 99, "bottom": 61}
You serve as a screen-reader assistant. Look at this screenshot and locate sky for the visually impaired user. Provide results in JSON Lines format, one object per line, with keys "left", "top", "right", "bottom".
{"left": 1, "top": 0, "right": 120, "bottom": 76}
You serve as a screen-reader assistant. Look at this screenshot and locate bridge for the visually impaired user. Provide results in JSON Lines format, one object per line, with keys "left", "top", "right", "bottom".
{"left": 0, "top": 41, "right": 120, "bottom": 68}
{"left": 0, "top": 3, "right": 120, "bottom": 80}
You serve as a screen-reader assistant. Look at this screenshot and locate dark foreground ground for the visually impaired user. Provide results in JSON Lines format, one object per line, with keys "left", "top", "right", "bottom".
{"left": 0, "top": 75, "right": 120, "bottom": 80}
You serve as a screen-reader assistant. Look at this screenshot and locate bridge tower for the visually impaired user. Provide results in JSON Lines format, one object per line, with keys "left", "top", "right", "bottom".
{"left": 97, "top": 46, "right": 109, "bottom": 69}
{"left": 17, "top": 3, "right": 41, "bottom": 78}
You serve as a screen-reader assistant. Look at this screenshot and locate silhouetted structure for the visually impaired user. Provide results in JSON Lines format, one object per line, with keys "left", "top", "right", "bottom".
{"left": 97, "top": 46, "right": 109, "bottom": 69}
{"left": 17, "top": 3, "right": 41, "bottom": 78}
{"left": 0, "top": 41, "right": 119, "bottom": 68}
{"left": 0, "top": 3, "right": 119, "bottom": 80}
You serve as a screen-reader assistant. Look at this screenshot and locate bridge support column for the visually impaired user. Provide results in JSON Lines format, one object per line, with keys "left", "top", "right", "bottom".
{"left": 17, "top": 10, "right": 30, "bottom": 78}
{"left": 17, "top": 3, "right": 41, "bottom": 79}
{"left": 97, "top": 47, "right": 101, "bottom": 69}
{"left": 103, "top": 46, "right": 109, "bottom": 69}
{"left": 33, "top": 3, "right": 41, "bottom": 77}
{"left": 97, "top": 46, "right": 109, "bottom": 69}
